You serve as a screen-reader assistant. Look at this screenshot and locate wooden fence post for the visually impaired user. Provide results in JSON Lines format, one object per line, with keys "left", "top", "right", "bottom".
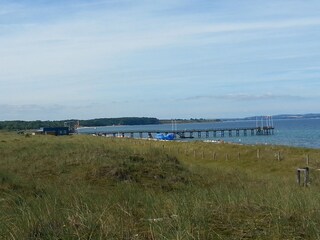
{"left": 212, "top": 152, "right": 216, "bottom": 160}
{"left": 296, "top": 167, "right": 309, "bottom": 187}
{"left": 296, "top": 169, "right": 301, "bottom": 185}
{"left": 304, "top": 167, "right": 309, "bottom": 187}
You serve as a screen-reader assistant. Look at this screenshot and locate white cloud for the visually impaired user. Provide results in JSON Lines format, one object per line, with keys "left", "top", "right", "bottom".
{"left": 179, "top": 93, "right": 307, "bottom": 102}
{"left": 2, "top": 14, "right": 320, "bottom": 82}
{"left": 1, "top": 0, "right": 320, "bottom": 119}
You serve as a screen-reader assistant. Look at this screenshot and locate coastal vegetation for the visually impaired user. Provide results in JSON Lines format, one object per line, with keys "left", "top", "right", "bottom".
{"left": 0, "top": 117, "right": 224, "bottom": 131}
{"left": 1, "top": 132, "right": 320, "bottom": 239}
{"left": 0, "top": 117, "right": 160, "bottom": 131}
{"left": 4, "top": 113, "right": 319, "bottom": 131}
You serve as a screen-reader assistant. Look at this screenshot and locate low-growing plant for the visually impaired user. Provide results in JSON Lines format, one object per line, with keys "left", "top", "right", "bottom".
{"left": 1, "top": 132, "right": 320, "bottom": 239}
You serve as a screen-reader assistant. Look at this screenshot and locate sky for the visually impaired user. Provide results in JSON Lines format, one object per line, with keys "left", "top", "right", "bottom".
{"left": 1, "top": 0, "right": 320, "bottom": 120}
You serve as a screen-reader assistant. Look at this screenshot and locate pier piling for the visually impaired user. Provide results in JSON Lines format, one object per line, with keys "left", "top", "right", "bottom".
{"left": 90, "top": 126, "right": 274, "bottom": 140}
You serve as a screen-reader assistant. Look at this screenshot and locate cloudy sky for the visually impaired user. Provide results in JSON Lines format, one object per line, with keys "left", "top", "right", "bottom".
{"left": 1, "top": 0, "right": 320, "bottom": 120}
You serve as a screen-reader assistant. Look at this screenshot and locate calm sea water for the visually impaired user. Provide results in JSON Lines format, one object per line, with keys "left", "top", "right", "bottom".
{"left": 77, "top": 118, "right": 320, "bottom": 149}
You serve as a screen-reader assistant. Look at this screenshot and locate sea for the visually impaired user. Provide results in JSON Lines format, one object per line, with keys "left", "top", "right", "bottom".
{"left": 77, "top": 118, "right": 320, "bottom": 149}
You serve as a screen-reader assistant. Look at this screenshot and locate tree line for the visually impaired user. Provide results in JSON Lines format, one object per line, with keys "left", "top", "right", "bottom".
{"left": 0, "top": 117, "right": 160, "bottom": 131}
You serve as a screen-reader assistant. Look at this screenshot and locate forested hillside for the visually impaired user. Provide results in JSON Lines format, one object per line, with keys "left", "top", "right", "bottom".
{"left": 0, "top": 117, "right": 160, "bottom": 130}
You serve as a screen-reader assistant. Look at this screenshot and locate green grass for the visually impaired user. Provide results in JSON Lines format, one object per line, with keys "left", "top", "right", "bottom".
{"left": 1, "top": 132, "right": 320, "bottom": 239}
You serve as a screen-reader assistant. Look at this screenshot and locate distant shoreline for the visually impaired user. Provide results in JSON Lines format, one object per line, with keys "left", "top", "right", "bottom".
{"left": 1, "top": 114, "right": 320, "bottom": 131}
{"left": 159, "top": 119, "right": 222, "bottom": 124}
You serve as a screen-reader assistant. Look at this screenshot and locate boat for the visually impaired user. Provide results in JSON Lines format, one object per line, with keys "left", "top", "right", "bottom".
{"left": 155, "top": 133, "right": 175, "bottom": 141}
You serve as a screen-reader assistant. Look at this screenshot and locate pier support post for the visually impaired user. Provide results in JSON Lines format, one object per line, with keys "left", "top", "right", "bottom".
{"left": 206, "top": 131, "right": 209, "bottom": 138}
{"left": 97, "top": 126, "right": 274, "bottom": 141}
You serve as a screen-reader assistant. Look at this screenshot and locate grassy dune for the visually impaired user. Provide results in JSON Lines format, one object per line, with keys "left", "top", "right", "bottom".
{"left": 1, "top": 132, "right": 320, "bottom": 239}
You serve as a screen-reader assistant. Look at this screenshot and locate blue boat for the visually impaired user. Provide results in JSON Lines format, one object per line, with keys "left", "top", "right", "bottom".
{"left": 155, "top": 133, "right": 175, "bottom": 140}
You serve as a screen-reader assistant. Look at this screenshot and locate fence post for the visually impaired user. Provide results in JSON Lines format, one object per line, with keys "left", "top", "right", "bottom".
{"left": 296, "top": 167, "right": 309, "bottom": 187}
{"left": 304, "top": 167, "right": 309, "bottom": 187}
{"left": 296, "top": 169, "right": 301, "bottom": 185}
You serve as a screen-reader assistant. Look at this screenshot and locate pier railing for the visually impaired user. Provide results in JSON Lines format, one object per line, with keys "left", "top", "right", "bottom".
{"left": 86, "top": 126, "right": 274, "bottom": 139}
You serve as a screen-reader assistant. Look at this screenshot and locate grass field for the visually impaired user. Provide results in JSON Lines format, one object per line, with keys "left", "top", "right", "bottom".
{"left": 1, "top": 132, "right": 320, "bottom": 239}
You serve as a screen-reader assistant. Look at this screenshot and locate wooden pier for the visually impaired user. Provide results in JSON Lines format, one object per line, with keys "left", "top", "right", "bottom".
{"left": 90, "top": 126, "right": 274, "bottom": 139}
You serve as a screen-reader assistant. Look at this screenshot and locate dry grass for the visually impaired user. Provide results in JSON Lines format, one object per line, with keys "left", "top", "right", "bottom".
{"left": 1, "top": 132, "right": 320, "bottom": 239}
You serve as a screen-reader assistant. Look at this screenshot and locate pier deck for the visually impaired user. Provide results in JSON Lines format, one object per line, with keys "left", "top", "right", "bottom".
{"left": 87, "top": 126, "right": 275, "bottom": 139}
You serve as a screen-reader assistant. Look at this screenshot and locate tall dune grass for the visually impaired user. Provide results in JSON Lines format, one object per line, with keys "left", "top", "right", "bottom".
{"left": 1, "top": 132, "right": 320, "bottom": 239}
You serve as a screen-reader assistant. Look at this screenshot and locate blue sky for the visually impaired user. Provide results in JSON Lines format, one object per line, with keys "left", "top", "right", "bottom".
{"left": 1, "top": 0, "right": 320, "bottom": 120}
